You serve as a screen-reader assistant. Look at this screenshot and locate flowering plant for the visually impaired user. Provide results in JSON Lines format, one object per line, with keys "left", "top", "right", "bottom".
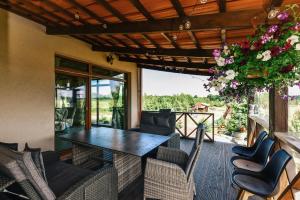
{"left": 205, "top": 4, "right": 300, "bottom": 101}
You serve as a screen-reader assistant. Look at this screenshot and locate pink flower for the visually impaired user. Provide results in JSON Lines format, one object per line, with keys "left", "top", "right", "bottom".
{"left": 267, "top": 25, "right": 279, "bottom": 34}
{"left": 277, "top": 12, "right": 289, "bottom": 21}
{"left": 212, "top": 49, "right": 221, "bottom": 58}
{"left": 208, "top": 68, "right": 215, "bottom": 74}
{"left": 231, "top": 80, "right": 239, "bottom": 89}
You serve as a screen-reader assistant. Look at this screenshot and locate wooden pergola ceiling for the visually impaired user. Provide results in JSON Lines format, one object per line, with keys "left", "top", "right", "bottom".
{"left": 0, "top": 0, "right": 294, "bottom": 75}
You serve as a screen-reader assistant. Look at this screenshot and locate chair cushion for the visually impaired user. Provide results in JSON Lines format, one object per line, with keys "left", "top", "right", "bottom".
{"left": 0, "top": 142, "right": 18, "bottom": 151}
{"left": 155, "top": 116, "right": 170, "bottom": 128}
{"left": 0, "top": 146, "right": 55, "bottom": 200}
{"left": 46, "top": 161, "right": 92, "bottom": 197}
{"left": 140, "top": 111, "right": 176, "bottom": 136}
{"left": 232, "top": 158, "right": 264, "bottom": 172}
{"left": 24, "top": 143, "right": 47, "bottom": 183}
{"left": 141, "top": 115, "right": 155, "bottom": 125}
{"left": 233, "top": 174, "right": 273, "bottom": 197}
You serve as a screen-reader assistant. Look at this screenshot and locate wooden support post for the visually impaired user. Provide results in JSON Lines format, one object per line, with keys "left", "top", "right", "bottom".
{"left": 269, "top": 87, "right": 288, "bottom": 135}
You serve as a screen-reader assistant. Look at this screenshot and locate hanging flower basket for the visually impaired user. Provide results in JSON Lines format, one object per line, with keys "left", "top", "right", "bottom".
{"left": 205, "top": 4, "right": 300, "bottom": 101}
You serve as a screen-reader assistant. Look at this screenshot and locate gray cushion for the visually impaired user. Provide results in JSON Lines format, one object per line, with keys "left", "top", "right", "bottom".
{"left": 45, "top": 161, "right": 92, "bottom": 197}
{"left": 0, "top": 146, "right": 55, "bottom": 200}
{"left": 141, "top": 115, "right": 155, "bottom": 125}
{"left": 155, "top": 116, "right": 170, "bottom": 128}
{"left": 140, "top": 111, "right": 176, "bottom": 135}
{"left": 0, "top": 142, "right": 18, "bottom": 151}
{"left": 24, "top": 143, "right": 47, "bottom": 183}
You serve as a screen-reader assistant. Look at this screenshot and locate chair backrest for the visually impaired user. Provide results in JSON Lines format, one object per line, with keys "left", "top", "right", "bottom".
{"left": 186, "top": 124, "right": 205, "bottom": 180}
{"left": 252, "top": 131, "right": 268, "bottom": 150}
{"left": 140, "top": 111, "right": 176, "bottom": 135}
{"left": 193, "top": 123, "right": 205, "bottom": 149}
{"left": 252, "top": 137, "right": 275, "bottom": 165}
{"left": 262, "top": 149, "right": 292, "bottom": 189}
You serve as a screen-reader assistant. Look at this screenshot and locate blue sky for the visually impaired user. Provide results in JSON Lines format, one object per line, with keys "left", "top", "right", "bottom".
{"left": 142, "top": 69, "right": 217, "bottom": 97}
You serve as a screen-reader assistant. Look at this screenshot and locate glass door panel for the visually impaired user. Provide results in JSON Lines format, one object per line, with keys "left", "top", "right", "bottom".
{"left": 55, "top": 74, "right": 87, "bottom": 151}
{"left": 91, "top": 79, "right": 126, "bottom": 129}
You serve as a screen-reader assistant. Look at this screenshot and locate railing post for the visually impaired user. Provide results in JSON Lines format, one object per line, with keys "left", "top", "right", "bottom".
{"left": 212, "top": 113, "right": 215, "bottom": 142}
{"left": 184, "top": 113, "right": 187, "bottom": 138}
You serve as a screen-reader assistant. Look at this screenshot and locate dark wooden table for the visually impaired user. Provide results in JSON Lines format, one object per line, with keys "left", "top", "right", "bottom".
{"left": 59, "top": 127, "right": 170, "bottom": 192}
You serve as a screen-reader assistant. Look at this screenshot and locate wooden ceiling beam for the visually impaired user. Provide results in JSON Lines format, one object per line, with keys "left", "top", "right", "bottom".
{"left": 118, "top": 57, "right": 214, "bottom": 69}
{"left": 129, "top": 0, "right": 154, "bottom": 21}
{"left": 137, "top": 64, "right": 211, "bottom": 76}
{"left": 46, "top": 9, "right": 266, "bottom": 35}
{"left": 217, "top": 0, "right": 226, "bottom": 13}
{"left": 170, "top": 0, "right": 185, "bottom": 18}
{"left": 96, "top": 0, "right": 128, "bottom": 22}
{"left": 92, "top": 45, "right": 212, "bottom": 57}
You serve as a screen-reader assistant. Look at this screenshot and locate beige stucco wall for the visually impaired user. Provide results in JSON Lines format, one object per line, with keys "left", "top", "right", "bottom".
{"left": 0, "top": 9, "right": 139, "bottom": 151}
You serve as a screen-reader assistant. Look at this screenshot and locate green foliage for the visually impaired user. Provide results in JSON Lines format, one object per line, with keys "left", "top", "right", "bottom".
{"left": 290, "top": 110, "right": 300, "bottom": 133}
{"left": 143, "top": 94, "right": 225, "bottom": 111}
{"left": 225, "top": 103, "right": 248, "bottom": 133}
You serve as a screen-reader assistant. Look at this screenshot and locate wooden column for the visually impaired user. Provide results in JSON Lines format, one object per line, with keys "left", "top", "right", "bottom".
{"left": 269, "top": 87, "right": 288, "bottom": 136}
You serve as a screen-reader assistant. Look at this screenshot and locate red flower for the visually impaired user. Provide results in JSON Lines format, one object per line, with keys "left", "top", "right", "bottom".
{"left": 253, "top": 40, "right": 262, "bottom": 50}
{"left": 270, "top": 46, "right": 281, "bottom": 57}
{"left": 283, "top": 41, "right": 292, "bottom": 51}
{"left": 240, "top": 40, "right": 250, "bottom": 49}
{"left": 280, "top": 65, "right": 294, "bottom": 73}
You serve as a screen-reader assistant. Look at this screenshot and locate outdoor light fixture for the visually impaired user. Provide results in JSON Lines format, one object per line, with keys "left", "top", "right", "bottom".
{"left": 199, "top": 0, "right": 207, "bottom": 4}
{"left": 102, "top": 23, "right": 107, "bottom": 29}
{"left": 184, "top": 20, "right": 191, "bottom": 29}
{"left": 179, "top": 24, "right": 184, "bottom": 31}
{"left": 268, "top": 8, "right": 280, "bottom": 19}
{"left": 74, "top": 11, "right": 80, "bottom": 20}
{"left": 172, "top": 34, "right": 177, "bottom": 41}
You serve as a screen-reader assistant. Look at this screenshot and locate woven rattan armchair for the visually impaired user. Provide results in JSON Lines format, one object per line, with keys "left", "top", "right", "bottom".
{"left": 143, "top": 124, "right": 205, "bottom": 200}
{"left": 1, "top": 150, "right": 118, "bottom": 200}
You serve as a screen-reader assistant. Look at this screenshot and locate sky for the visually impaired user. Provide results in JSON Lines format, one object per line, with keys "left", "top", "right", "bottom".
{"left": 142, "top": 69, "right": 217, "bottom": 97}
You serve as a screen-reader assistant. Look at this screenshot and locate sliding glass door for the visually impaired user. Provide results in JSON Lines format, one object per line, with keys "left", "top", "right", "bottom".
{"left": 91, "top": 78, "right": 126, "bottom": 129}
{"left": 55, "top": 74, "right": 87, "bottom": 151}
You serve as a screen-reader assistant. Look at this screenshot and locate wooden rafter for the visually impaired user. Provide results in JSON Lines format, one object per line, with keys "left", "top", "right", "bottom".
{"left": 119, "top": 57, "right": 214, "bottom": 68}
{"left": 161, "top": 33, "right": 180, "bottom": 49}
{"left": 188, "top": 31, "right": 201, "bottom": 49}
{"left": 46, "top": 10, "right": 266, "bottom": 35}
{"left": 129, "top": 0, "right": 154, "bottom": 20}
{"left": 96, "top": 0, "right": 128, "bottom": 22}
{"left": 217, "top": 0, "right": 226, "bottom": 13}
{"left": 92, "top": 45, "right": 212, "bottom": 57}
{"left": 68, "top": 0, "right": 107, "bottom": 24}
{"left": 170, "top": 0, "right": 185, "bottom": 18}
{"left": 142, "top": 34, "right": 160, "bottom": 48}
{"left": 137, "top": 64, "right": 211, "bottom": 76}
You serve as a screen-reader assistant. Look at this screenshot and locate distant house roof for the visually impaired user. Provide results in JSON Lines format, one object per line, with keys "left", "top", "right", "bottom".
{"left": 192, "top": 102, "right": 209, "bottom": 110}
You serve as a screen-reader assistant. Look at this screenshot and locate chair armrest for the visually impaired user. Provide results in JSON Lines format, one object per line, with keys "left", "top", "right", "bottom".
{"left": 167, "top": 132, "right": 180, "bottom": 149}
{"left": 157, "top": 146, "right": 189, "bottom": 169}
{"left": 127, "top": 128, "right": 140, "bottom": 132}
{"left": 58, "top": 166, "right": 118, "bottom": 200}
{"left": 145, "top": 158, "right": 187, "bottom": 187}
{"left": 42, "top": 151, "right": 60, "bottom": 166}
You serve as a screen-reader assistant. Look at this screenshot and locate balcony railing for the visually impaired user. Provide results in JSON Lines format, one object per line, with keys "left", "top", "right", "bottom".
{"left": 174, "top": 112, "right": 215, "bottom": 142}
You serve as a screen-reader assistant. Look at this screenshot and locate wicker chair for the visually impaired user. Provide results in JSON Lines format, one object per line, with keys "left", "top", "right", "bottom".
{"left": 143, "top": 124, "right": 205, "bottom": 200}
{"left": 0, "top": 150, "right": 118, "bottom": 200}
{"left": 129, "top": 111, "right": 180, "bottom": 149}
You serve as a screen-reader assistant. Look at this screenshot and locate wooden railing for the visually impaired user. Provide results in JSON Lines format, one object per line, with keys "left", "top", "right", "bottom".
{"left": 174, "top": 112, "right": 215, "bottom": 142}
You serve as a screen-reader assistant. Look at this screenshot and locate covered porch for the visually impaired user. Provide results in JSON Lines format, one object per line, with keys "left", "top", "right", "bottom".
{"left": 0, "top": 0, "right": 300, "bottom": 200}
